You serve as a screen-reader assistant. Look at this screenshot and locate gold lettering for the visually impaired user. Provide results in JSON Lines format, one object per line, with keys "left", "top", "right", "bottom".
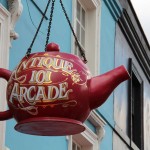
{"left": 29, "top": 70, "right": 52, "bottom": 84}
{"left": 30, "top": 57, "right": 38, "bottom": 67}
{"left": 36, "top": 70, "right": 45, "bottom": 84}
{"left": 37, "top": 57, "right": 45, "bottom": 67}
{"left": 17, "top": 60, "right": 29, "bottom": 72}
{"left": 29, "top": 70, "right": 37, "bottom": 83}
{"left": 48, "top": 86, "right": 59, "bottom": 99}
{"left": 26, "top": 86, "right": 36, "bottom": 104}
{"left": 59, "top": 82, "right": 72, "bottom": 99}
{"left": 19, "top": 87, "right": 27, "bottom": 102}
{"left": 53, "top": 58, "right": 64, "bottom": 70}
{"left": 17, "top": 55, "right": 76, "bottom": 76}
{"left": 43, "top": 57, "right": 54, "bottom": 69}
{"left": 35, "top": 86, "right": 46, "bottom": 101}
{"left": 9, "top": 82, "right": 73, "bottom": 106}
{"left": 44, "top": 71, "right": 52, "bottom": 83}
{"left": 62, "top": 61, "right": 74, "bottom": 74}
{"left": 10, "top": 82, "right": 19, "bottom": 103}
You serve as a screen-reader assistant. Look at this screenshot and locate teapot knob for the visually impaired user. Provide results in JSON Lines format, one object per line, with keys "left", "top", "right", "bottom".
{"left": 46, "top": 42, "right": 60, "bottom": 52}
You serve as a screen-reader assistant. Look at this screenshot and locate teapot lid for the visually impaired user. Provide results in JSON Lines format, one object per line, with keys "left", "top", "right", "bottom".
{"left": 46, "top": 42, "right": 60, "bottom": 52}
{"left": 43, "top": 42, "right": 90, "bottom": 74}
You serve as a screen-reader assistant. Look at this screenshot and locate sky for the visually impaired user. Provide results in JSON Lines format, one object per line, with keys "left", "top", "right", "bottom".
{"left": 130, "top": 0, "right": 150, "bottom": 44}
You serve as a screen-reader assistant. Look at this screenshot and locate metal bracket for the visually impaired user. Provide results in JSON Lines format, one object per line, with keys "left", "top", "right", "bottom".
{"left": 30, "top": 0, "right": 48, "bottom": 20}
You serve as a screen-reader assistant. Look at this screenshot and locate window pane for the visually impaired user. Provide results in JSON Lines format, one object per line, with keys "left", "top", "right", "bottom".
{"left": 77, "top": 1, "right": 80, "bottom": 21}
{"left": 131, "top": 72, "right": 143, "bottom": 149}
{"left": 81, "top": 27, "right": 85, "bottom": 47}
{"left": 77, "top": 146, "right": 81, "bottom": 150}
{"left": 76, "top": 21, "right": 80, "bottom": 41}
{"left": 75, "top": 45, "right": 78, "bottom": 56}
{"left": 75, "top": 45, "right": 82, "bottom": 57}
{"left": 81, "top": 8, "right": 85, "bottom": 27}
{"left": 74, "top": 0, "right": 86, "bottom": 58}
{"left": 72, "top": 142, "right": 76, "bottom": 150}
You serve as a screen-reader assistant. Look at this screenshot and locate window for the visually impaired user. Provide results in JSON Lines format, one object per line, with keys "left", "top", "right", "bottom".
{"left": 0, "top": 4, "right": 10, "bottom": 150}
{"left": 74, "top": 1, "right": 85, "bottom": 56}
{"left": 72, "top": 141, "right": 82, "bottom": 150}
{"left": 131, "top": 73, "right": 142, "bottom": 147}
{"left": 72, "top": 0, "right": 101, "bottom": 76}
{"left": 128, "top": 59, "right": 144, "bottom": 150}
{"left": 67, "top": 110, "right": 106, "bottom": 150}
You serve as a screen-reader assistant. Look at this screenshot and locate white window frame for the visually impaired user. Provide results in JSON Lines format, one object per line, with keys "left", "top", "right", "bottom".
{"left": 72, "top": 140, "right": 82, "bottom": 150}
{"left": 74, "top": 0, "right": 86, "bottom": 57}
{"left": 67, "top": 110, "right": 106, "bottom": 150}
{"left": 72, "top": 0, "right": 101, "bottom": 76}
{"left": 0, "top": 4, "right": 10, "bottom": 150}
{"left": 3, "top": 146, "right": 10, "bottom": 150}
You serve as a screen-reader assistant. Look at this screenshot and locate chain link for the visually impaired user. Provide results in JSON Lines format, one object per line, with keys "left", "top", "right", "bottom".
{"left": 59, "top": 0, "right": 87, "bottom": 63}
{"left": 45, "top": 0, "right": 56, "bottom": 51}
{"left": 26, "top": 0, "right": 88, "bottom": 63}
{"left": 26, "top": 0, "right": 52, "bottom": 57}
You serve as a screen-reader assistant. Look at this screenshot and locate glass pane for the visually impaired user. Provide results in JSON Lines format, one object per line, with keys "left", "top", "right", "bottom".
{"left": 77, "top": 146, "right": 81, "bottom": 150}
{"left": 75, "top": 45, "right": 78, "bottom": 55}
{"left": 76, "top": 21, "right": 81, "bottom": 41}
{"left": 75, "top": 46, "right": 82, "bottom": 57}
{"left": 81, "top": 8, "right": 85, "bottom": 27}
{"left": 72, "top": 142, "right": 76, "bottom": 150}
{"left": 77, "top": 1, "right": 80, "bottom": 21}
{"left": 81, "top": 27, "right": 85, "bottom": 47}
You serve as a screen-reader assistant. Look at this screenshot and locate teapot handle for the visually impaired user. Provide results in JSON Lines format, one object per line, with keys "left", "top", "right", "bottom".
{"left": 0, "top": 68, "right": 13, "bottom": 120}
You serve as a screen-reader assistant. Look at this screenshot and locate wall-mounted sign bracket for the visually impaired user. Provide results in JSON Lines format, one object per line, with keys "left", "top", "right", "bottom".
{"left": 30, "top": 0, "right": 48, "bottom": 20}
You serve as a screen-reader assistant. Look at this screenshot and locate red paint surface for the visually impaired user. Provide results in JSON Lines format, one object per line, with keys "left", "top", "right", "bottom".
{"left": 0, "top": 43, "right": 130, "bottom": 135}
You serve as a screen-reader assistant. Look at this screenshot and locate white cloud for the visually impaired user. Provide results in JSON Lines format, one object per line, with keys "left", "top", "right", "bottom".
{"left": 131, "top": 0, "right": 150, "bottom": 43}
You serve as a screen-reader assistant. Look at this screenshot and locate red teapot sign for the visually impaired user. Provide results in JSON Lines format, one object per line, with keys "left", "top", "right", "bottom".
{"left": 0, "top": 43, "right": 130, "bottom": 136}
{"left": 8, "top": 51, "right": 86, "bottom": 115}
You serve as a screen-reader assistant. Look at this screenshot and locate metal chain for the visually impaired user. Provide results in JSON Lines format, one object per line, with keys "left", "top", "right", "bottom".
{"left": 26, "top": 0, "right": 87, "bottom": 63}
{"left": 59, "top": 0, "right": 87, "bottom": 63}
{"left": 45, "top": 0, "right": 56, "bottom": 51}
{"left": 26, "top": 0, "right": 52, "bottom": 57}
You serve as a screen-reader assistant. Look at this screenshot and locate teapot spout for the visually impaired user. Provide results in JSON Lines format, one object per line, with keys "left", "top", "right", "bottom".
{"left": 88, "top": 65, "right": 130, "bottom": 110}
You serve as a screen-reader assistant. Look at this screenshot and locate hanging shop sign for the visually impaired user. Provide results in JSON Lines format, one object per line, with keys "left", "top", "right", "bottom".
{"left": 0, "top": 43, "right": 130, "bottom": 136}
{"left": 0, "top": 0, "right": 130, "bottom": 136}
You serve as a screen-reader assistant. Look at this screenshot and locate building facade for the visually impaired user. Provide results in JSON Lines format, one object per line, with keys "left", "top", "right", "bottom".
{"left": 0, "top": 0, "right": 150, "bottom": 150}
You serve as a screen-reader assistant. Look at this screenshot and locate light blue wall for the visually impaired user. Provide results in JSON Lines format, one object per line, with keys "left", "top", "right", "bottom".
{"left": 9, "top": 0, "right": 72, "bottom": 70}
{"left": 6, "top": 119, "right": 68, "bottom": 150}
{"left": 99, "top": 0, "right": 116, "bottom": 126}
{"left": 98, "top": 0, "right": 118, "bottom": 149}
{"left": 0, "top": 0, "right": 7, "bottom": 7}
{"left": 100, "top": 125, "right": 113, "bottom": 150}
{"left": 85, "top": 120, "right": 96, "bottom": 133}
{"left": 6, "top": 0, "right": 72, "bottom": 150}
{"left": 4, "top": 0, "right": 123, "bottom": 149}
